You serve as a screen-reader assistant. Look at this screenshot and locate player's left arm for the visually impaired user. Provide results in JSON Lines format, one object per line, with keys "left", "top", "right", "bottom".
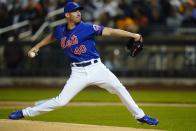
{"left": 102, "top": 27, "right": 142, "bottom": 42}
{"left": 102, "top": 27, "right": 144, "bottom": 57}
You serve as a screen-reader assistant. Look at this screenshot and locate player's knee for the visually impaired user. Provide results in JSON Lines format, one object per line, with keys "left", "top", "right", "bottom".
{"left": 105, "top": 84, "right": 126, "bottom": 95}
{"left": 113, "top": 85, "right": 127, "bottom": 94}
{"left": 58, "top": 101, "right": 67, "bottom": 106}
{"left": 106, "top": 88, "right": 116, "bottom": 94}
{"left": 54, "top": 96, "right": 69, "bottom": 107}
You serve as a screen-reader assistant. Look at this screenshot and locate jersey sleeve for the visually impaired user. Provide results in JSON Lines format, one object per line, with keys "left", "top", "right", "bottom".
{"left": 53, "top": 25, "right": 64, "bottom": 40}
{"left": 85, "top": 23, "right": 104, "bottom": 36}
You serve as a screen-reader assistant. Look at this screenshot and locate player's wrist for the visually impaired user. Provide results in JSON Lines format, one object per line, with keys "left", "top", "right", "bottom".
{"left": 33, "top": 45, "right": 40, "bottom": 51}
{"left": 133, "top": 34, "right": 142, "bottom": 42}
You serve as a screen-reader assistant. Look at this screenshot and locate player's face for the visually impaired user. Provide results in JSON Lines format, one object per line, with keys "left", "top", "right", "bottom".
{"left": 66, "top": 10, "right": 81, "bottom": 23}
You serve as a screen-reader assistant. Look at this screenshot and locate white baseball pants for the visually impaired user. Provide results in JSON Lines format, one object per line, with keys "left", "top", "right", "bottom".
{"left": 22, "top": 59, "right": 145, "bottom": 119}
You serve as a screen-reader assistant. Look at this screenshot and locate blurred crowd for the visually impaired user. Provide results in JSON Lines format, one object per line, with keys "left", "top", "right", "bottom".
{"left": 0, "top": 0, "right": 196, "bottom": 40}
{"left": 82, "top": 0, "right": 196, "bottom": 34}
{"left": 0, "top": 0, "right": 196, "bottom": 76}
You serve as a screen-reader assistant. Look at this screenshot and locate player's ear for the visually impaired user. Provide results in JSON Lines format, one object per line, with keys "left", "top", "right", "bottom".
{"left": 65, "top": 13, "right": 70, "bottom": 18}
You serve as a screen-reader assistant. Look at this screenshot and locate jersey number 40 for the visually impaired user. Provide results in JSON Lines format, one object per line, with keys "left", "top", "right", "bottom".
{"left": 74, "top": 45, "right": 87, "bottom": 55}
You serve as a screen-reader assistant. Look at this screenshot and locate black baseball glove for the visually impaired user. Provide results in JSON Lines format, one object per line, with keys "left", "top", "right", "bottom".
{"left": 125, "top": 36, "right": 143, "bottom": 57}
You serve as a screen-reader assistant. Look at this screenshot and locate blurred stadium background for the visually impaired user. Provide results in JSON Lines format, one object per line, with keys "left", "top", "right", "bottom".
{"left": 0, "top": 0, "right": 196, "bottom": 88}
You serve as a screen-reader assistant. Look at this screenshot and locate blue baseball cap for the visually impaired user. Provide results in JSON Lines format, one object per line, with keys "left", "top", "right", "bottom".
{"left": 64, "top": 2, "right": 83, "bottom": 13}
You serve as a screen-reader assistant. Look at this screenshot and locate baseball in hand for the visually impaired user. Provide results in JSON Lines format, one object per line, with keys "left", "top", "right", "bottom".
{"left": 29, "top": 51, "right": 36, "bottom": 58}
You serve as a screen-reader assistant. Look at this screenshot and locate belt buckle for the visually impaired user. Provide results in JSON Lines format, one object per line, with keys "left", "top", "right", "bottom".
{"left": 72, "top": 59, "right": 98, "bottom": 67}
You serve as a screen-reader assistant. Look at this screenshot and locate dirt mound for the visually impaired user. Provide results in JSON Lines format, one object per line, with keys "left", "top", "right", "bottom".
{"left": 0, "top": 119, "right": 161, "bottom": 131}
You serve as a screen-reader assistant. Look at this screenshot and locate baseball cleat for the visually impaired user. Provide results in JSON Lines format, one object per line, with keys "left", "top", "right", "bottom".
{"left": 9, "top": 110, "right": 24, "bottom": 120}
{"left": 137, "top": 115, "right": 159, "bottom": 126}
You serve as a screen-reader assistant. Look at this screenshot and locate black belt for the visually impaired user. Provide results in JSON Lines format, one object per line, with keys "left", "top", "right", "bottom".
{"left": 72, "top": 59, "right": 98, "bottom": 67}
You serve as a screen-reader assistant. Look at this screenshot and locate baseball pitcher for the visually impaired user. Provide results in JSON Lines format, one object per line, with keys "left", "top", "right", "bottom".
{"left": 9, "top": 2, "right": 158, "bottom": 126}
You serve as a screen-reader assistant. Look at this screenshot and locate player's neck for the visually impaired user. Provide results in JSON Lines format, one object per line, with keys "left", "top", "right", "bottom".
{"left": 67, "top": 22, "right": 77, "bottom": 30}
{"left": 67, "top": 21, "right": 81, "bottom": 30}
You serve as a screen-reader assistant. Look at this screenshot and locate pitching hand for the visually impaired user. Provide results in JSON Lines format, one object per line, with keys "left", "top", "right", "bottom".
{"left": 28, "top": 47, "right": 39, "bottom": 58}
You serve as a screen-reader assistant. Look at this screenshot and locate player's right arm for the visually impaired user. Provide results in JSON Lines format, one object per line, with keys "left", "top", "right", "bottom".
{"left": 28, "top": 34, "right": 55, "bottom": 57}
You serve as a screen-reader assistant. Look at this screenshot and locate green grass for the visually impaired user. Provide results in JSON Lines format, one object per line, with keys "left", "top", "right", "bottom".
{"left": 1, "top": 88, "right": 196, "bottom": 130}
{"left": 0, "top": 88, "right": 196, "bottom": 103}
{"left": 1, "top": 106, "right": 196, "bottom": 131}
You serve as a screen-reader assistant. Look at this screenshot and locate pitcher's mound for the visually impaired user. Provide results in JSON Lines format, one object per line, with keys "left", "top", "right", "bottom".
{"left": 0, "top": 119, "right": 160, "bottom": 131}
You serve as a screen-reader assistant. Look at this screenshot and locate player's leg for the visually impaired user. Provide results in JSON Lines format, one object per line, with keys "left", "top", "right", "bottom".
{"left": 89, "top": 63, "right": 158, "bottom": 125}
{"left": 88, "top": 63, "right": 144, "bottom": 118}
{"left": 9, "top": 67, "right": 88, "bottom": 119}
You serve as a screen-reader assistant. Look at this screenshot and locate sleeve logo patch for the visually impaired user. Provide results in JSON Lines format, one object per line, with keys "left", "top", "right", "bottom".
{"left": 93, "top": 25, "right": 101, "bottom": 31}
